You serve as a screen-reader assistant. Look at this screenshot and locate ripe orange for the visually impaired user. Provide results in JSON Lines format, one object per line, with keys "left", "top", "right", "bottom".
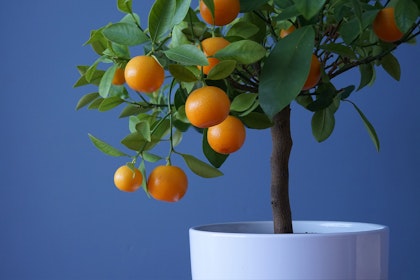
{"left": 199, "top": 0, "right": 240, "bottom": 26}
{"left": 112, "top": 67, "right": 125, "bottom": 85}
{"left": 124, "top": 55, "right": 165, "bottom": 93}
{"left": 280, "top": 25, "right": 296, "bottom": 38}
{"left": 302, "top": 54, "right": 321, "bottom": 91}
{"left": 147, "top": 165, "right": 188, "bottom": 203}
{"left": 200, "top": 37, "right": 230, "bottom": 75}
{"left": 114, "top": 165, "right": 143, "bottom": 192}
{"left": 373, "top": 7, "right": 404, "bottom": 43}
{"left": 185, "top": 86, "right": 230, "bottom": 128}
{"left": 207, "top": 115, "right": 246, "bottom": 154}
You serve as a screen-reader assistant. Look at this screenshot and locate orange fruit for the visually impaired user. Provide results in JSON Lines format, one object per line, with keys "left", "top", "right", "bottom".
{"left": 147, "top": 165, "right": 188, "bottom": 203}
{"left": 199, "top": 0, "right": 240, "bottom": 26}
{"left": 185, "top": 86, "right": 230, "bottom": 128}
{"left": 373, "top": 7, "right": 404, "bottom": 43}
{"left": 114, "top": 165, "right": 143, "bottom": 192}
{"left": 124, "top": 55, "right": 165, "bottom": 93}
{"left": 280, "top": 25, "right": 296, "bottom": 38}
{"left": 200, "top": 37, "right": 230, "bottom": 75}
{"left": 112, "top": 67, "right": 125, "bottom": 85}
{"left": 302, "top": 54, "right": 321, "bottom": 91}
{"left": 207, "top": 115, "right": 246, "bottom": 154}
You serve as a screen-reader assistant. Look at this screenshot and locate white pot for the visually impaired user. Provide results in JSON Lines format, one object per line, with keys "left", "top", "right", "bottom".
{"left": 189, "top": 221, "right": 389, "bottom": 280}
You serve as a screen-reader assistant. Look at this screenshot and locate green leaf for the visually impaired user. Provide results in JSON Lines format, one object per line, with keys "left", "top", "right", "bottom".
{"left": 358, "top": 63, "right": 375, "bottom": 90}
{"left": 226, "top": 21, "right": 260, "bottom": 39}
{"left": 337, "top": 85, "right": 355, "bottom": 100}
{"left": 349, "top": 101, "right": 380, "bottom": 151}
{"left": 136, "top": 121, "right": 152, "bottom": 142}
{"left": 98, "top": 65, "right": 117, "bottom": 98}
{"left": 180, "top": 153, "right": 224, "bottom": 178}
{"left": 88, "top": 98, "right": 104, "bottom": 110}
{"left": 230, "top": 93, "right": 258, "bottom": 112}
{"left": 206, "top": 60, "right": 237, "bottom": 80}
{"left": 395, "top": 0, "right": 419, "bottom": 33}
{"left": 202, "top": 0, "right": 215, "bottom": 20}
{"left": 381, "top": 53, "right": 401, "bottom": 81}
{"left": 84, "top": 28, "right": 108, "bottom": 55}
{"left": 88, "top": 134, "right": 129, "bottom": 157}
{"left": 340, "top": 18, "right": 360, "bottom": 44}
{"left": 102, "top": 22, "right": 149, "bottom": 46}
{"left": 319, "top": 43, "right": 356, "bottom": 59}
{"left": 172, "top": 0, "right": 192, "bottom": 26}
{"left": 142, "top": 152, "right": 162, "bottom": 163}
{"left": 73, "top": 66, "right": 104, "bottom": 87}
{"left": 164, "top": 45, "right": 209, "bottom": 66}
{"left": 259, "top": 26, "right": 315, "bottom": 119}
{"left": 306, "top": 83, "right": 336, "bottom": 112}
{"left": 76, "top": 92, "right": 100, "bottom": 110}
{"left": 311, "top": 106, "right": 335, "bottom": 142}
{"left": 240, "top": 0, "right": 270, "bottom": 12}
{"left": 98, "top": 96, "right": 124, "bottom": 112}
{"left": 241, "top": 112, "right": 273, "bottom": 129}
{"left": 202, "top": 129, "right": 229, "bottom": 168}
{"left": 277, "top": 5, "right": 301, "bottom": 21}
{"left": 293, "top": 0, "right": 327, "bottom": 20}
{"left": 117, "top": 0, "right": 132, "bottom": 13}
{"left": 148, "top": 0, "right": 176, "bottom": 42}
{"left": 168, "top": 65, "right": 199, "bottom": 82}
{"left": 214, "top": 40, "right": 267, "bottom": 65}
{"left": 119, "top": 103, "right": 151, "bottom": 118}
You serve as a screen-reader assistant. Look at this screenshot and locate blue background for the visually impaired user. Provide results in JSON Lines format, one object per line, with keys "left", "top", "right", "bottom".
{"left": 1, "top": 0, "right": 419, "bottom": 279}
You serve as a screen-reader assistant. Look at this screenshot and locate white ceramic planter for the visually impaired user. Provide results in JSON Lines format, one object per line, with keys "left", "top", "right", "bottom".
{"left": 189, "top": 221, "right": 389, "bottom": 280}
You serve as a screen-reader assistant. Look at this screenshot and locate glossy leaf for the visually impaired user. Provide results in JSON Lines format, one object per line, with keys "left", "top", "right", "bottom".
{"left": 98, "top": 65, "right": 118, "bottom": 98}
{"left": 102, "top": 23, "right": 149, "bottom": 46}
{"left": 319, "top": 43, "right": 356, "bottom": 59}
{"left": 293, "top": 0, "right": 327, "bottom": 20}
{"left": 240, "top": 0, "right": 270, "bottom": 12}
{"left": 226, "top": 21, "right": 260, "bottom": 39}
{"left": 358, "top": 63, "right": 375, "bottom": 90}
{"left": 306, "top": 83, "right": 336, "bottom": 112}
{"left": 241, "top": 112, "right": 273, "bottom": 129}
{"left": 117, "top": 0, "right": 132, "bottom": 13}
{"left": 206, "top": 60, "right": 237, "bottom": 80}
{"left": 395, "top": 0, "right": 419, "bottom": 33}
{"left": 259, "top": 26, "right": 315, "bottom": 119}
{"left": 148, "top": 0, "right": 176, "bottom": 42}
{"left": 349, "top": 101, "right": 380, "bottom": 151}
{"left": 88, "top": 134, "right": 129, "bottom": 157}
{"left": 202, "top": 129, "right": 229, "bottom": 168}
{"left": 311, "top": 106, "right": 335, "bottom": 142}
{"left": 181, "top": 153, "right": 224, "bottom": 178}
{"left": 230, "top": 93, "right": 258, "bottom": 112}
{"left": 119, "top": 103, "right": 151, "bottom": 118}
{"left": 98, "top": 96, "right": 124, "bottom": 112}
{"left": 381, "top": 53, "right": 401, "bottom": 81}
{"left": 76, "top": 92, "right": 100, "bottom": 110}
{"left": 214, "top": 40, "right": 267, "bottom": 64}
{"left": 164, "top": 45, "right": 209, "bottom": 66}
{"left": 172, "top": 0, "right": 192, "bottom": 26}
{"left": 168, "top": 65, "right": 199, "bottom": 82}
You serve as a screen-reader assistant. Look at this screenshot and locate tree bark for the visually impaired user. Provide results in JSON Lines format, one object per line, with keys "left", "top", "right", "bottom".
{"left": 270, "top": 105, "right": 293, "bottom": 234}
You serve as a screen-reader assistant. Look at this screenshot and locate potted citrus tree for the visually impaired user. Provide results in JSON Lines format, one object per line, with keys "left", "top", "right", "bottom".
{"left": 75, "top": 0, "right": 419, "bottom": 279}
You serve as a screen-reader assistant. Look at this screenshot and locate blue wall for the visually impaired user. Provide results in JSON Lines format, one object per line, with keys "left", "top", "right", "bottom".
{"left": 1, "top": 1, "right": 419, "bottom": 279}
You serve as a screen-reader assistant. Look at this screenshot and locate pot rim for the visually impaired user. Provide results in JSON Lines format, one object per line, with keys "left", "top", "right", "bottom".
{"left": 189, "top": 220, "right": 389, "bottom": 237}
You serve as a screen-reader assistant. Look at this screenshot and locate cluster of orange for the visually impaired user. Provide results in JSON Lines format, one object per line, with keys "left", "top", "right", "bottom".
{"left": 110, "top": 1, "right": 403, "bottom": 202}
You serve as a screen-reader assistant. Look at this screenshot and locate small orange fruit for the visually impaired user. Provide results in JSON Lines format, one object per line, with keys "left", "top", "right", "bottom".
{"left": 199, "top": 0, "right": 240, "bottom": 26}
{"left": 200, "top": 37, "right": 230, "bottom": 75}
{"left": 373, "top": 7, "right": 404, "bottom": 43}
{"left": 114, "top": 165, "right": 143, "bottom": 192}
{"left": 112, "top": 67, "right": 125, "bottom": 85}
{"left": 302, "top": 54, "right": 321, "bottom": 91}
{"left": 280, "top": 25, "right": 296, "bottom": 38}
{"left": 147, "top": 165, "right": 188, "bottom": 203}
{"left": 185, "top": 86, "right": 230, "bottom": 128}
{"left": 207, "top": 115, "right": 246, "bottom": 154}
{"left": 124, "top": 55, "right": 165, "bottom": 93}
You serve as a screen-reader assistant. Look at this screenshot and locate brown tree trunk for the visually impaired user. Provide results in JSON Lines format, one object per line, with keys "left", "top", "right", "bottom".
{"left": 270, "top": 105, "right": 293, "bottom": 234}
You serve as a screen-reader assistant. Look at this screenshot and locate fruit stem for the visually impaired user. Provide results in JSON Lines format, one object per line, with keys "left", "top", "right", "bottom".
{"left": 270, "top": 105, "right": 293, "bottom": 234}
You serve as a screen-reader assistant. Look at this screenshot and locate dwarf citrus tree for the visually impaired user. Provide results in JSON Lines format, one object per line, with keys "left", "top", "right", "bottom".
{"left": 75, "top": 0, "right": 419, "bottom": 233}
